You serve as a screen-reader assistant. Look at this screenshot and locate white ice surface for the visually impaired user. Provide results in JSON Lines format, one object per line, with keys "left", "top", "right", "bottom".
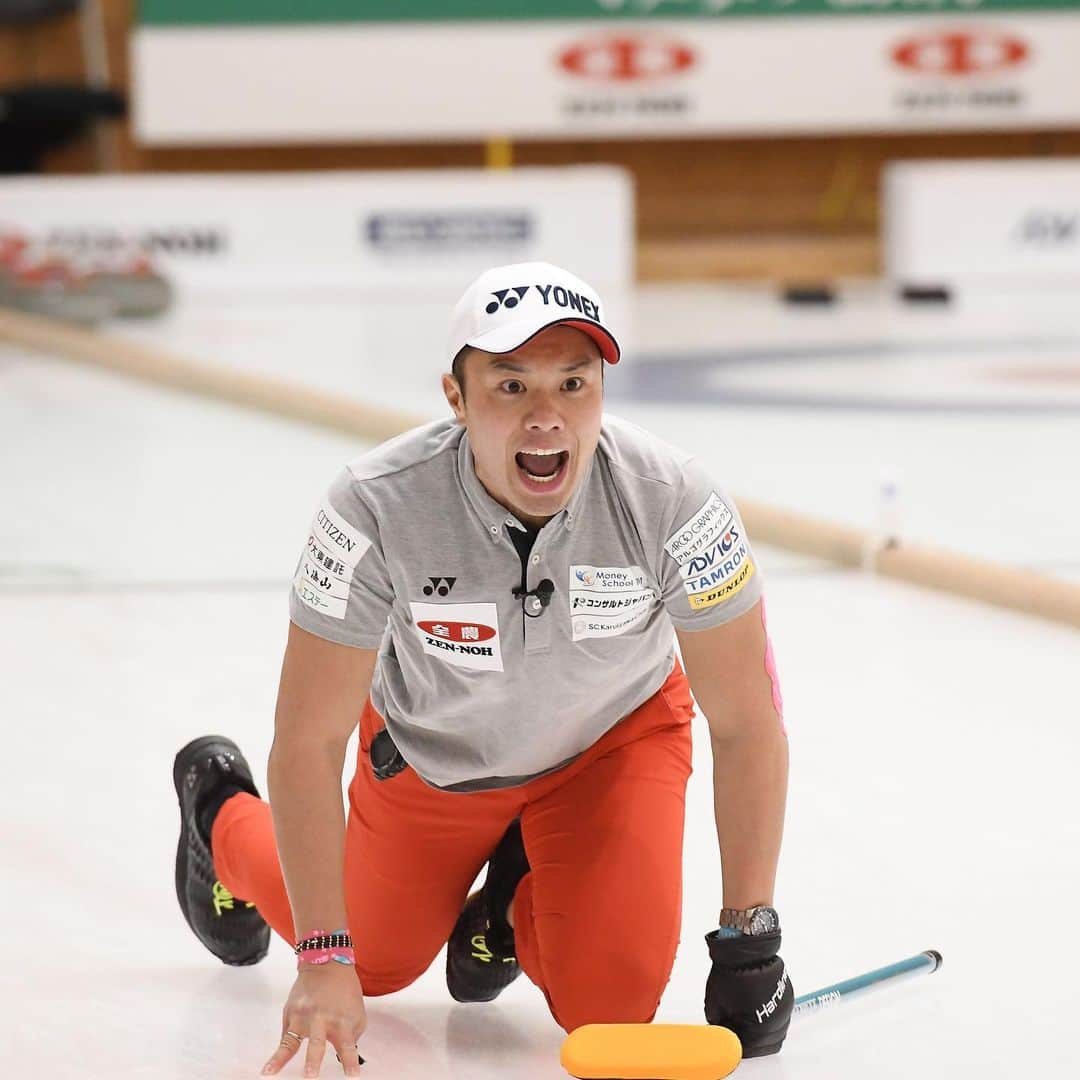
{"left": 2, "top": 283, "right": 1079, "bottom": 1079}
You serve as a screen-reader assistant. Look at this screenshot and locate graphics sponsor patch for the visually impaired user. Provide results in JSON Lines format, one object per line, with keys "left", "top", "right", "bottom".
{"left": 410, "top": 601, "right": 503, "bottom": 672}
{"left": 569, "top": 564, "right": 655, "bottom": 641}
{"left": 665, "top": 491, "right": 734, "bottom": 566}
{"left": 688, "top": 559, "right": 755, "bottom": 611}
{"left": 292, "top": 500, "right": 373, "bottom": 620}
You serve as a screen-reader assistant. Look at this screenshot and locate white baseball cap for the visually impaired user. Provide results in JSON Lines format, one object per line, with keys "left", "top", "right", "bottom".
{"left": 447, "top": 261, "right": 620, "bottom": 367}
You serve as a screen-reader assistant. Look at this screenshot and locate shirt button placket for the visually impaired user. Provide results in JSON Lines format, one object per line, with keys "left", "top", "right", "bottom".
{"left": 524, "top": 549, "right": 552, "bottom": 655}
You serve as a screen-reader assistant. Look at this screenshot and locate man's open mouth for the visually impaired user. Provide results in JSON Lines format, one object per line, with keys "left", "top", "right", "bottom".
{"left": 515, "top": 449, "right": 569, "bottom": 486}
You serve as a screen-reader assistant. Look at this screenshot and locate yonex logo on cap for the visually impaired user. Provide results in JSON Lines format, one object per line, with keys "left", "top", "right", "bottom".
{"left": 484, "top": 282, "right": 602, "bottom": 322}
{"left": 486, "top": 287, "right": 530, "bottom": 314}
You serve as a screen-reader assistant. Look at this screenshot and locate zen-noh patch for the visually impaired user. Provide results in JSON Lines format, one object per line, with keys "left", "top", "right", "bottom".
{"left": 410, "top": 601, "right": 504, "bottom": 672}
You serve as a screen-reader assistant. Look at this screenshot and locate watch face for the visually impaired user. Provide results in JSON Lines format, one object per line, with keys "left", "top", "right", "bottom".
{"left": 748, "top": 907, "right": 780, "bottom": 935}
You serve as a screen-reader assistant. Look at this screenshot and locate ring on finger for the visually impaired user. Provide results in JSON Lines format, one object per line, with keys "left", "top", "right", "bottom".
{"left": 282, "top": 1030, "right": 304, "bottom": 1045}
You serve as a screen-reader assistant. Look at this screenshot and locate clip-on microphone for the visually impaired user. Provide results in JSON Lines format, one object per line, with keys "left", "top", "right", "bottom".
{"left": 512, "top": 579, "right": 555, "bottom": 617}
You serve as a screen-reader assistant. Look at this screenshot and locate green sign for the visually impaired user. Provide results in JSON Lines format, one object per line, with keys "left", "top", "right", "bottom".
{"left": 139, "top": 0, "right": 1080, "bottom": 27}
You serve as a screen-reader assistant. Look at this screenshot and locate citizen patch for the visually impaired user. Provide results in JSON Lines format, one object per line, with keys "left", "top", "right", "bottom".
{"left": 292, "top": 500, "right": 373, "bottom": 620}
{"left": 569, "top": 564, "right": 655, "bottom": 641}
{"left": 410, "top": 601, "right": 503, "bottom": 672}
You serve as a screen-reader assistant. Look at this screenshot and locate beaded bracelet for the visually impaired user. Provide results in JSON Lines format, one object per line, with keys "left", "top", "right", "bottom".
{"left": 295, "top": 931, "right": 352, "bottom": 954}
{"left": 295, "top": 928, "right": 355, "bottom": 968}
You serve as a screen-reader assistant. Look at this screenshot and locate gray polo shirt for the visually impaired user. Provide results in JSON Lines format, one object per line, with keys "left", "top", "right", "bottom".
{"left": 290, "top": 414, "right": 762, "bottom": 792}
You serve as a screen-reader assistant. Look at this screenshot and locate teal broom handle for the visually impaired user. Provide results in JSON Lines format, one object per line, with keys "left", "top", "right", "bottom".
{"left": 793, "top": 950, "right": 942, "bottom": 1017}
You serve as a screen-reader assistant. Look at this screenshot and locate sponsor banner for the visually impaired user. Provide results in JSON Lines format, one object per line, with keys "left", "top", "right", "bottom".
{"left": 688, "top": 557, "right": 756, "bottom": 610}
{"left": 885, "top": 158, "right": 1080, "bottom": 284}
{"left": 139, "top": 1, "right": 1080, "bottom": 27}
{"left": 569, "top": 563, "right": 655, "bottom": 639}
{"left": 0, "top": 168, "right": 633, "bottom": 291}
{"left": 292, "top": 501, "right": 372, "bottom": 619}
{"left": 410, "top": 601, "right": 504, "bottom": 671}
{"left": 134, "top": 15, "right": 1080, "bottom": 141}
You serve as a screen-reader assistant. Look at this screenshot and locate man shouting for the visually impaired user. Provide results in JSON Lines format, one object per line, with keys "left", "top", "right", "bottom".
{"left": 172, "top": 262, "right": 792, "bottom": 1078}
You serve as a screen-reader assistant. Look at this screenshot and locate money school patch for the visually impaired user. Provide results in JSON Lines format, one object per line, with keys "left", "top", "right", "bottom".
{"left": 665, "top": 492, "right": 755, "bottom": 611}
{"left": 568, "top": 564, "right": 656, "bottom": 641}
{"left": 293, "top": 499, "right": 373, "bottom": 619}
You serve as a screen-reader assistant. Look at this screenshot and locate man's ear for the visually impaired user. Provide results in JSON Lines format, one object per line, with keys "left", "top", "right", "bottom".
{"left": 442, "top": 373, "right": 466, "bottom": 424}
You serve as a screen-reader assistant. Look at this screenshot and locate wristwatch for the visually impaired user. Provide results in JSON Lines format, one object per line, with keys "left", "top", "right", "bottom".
{"left": 718, "top": 906, "right": 780, "bottom": 936}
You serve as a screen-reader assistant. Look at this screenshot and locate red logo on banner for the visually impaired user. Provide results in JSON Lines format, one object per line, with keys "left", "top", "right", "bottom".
{"left": 417, "top": 620, "right": 497, "bottom": 643}
{"left": 891, "top": 29, "right": 1029, "bottom": 76}
{"left": 558, "top": 35, "right": 695, "bottom": 81}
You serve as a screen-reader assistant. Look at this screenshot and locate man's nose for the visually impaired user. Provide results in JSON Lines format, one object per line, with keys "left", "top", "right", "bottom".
{"left": 524, "top": 393, "right": 564, "bottom": 430}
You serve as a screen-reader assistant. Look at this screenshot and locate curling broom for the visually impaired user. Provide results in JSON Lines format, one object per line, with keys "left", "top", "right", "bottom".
{"left": 560, "top": 949, "right": 943, "bottom": 1080}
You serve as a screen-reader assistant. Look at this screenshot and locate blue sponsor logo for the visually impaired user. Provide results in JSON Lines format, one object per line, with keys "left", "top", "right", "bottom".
{"left": 685, "top": 544, "right": 748, "bottom": 594}
{"left": 684, "top": 526, "right": 740, "bottom": 577}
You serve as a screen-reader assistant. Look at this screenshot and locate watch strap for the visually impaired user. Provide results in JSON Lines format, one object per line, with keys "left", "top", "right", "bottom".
{"left": 719, "top": 905, "right": 779, "bottom": 935}
{"left": 719, "top": 907, "right": 756, "bottom": 934}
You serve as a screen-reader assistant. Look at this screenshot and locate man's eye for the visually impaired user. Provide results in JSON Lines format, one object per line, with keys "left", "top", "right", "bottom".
{"left": 502, "top": 380, "right": 525, "bottom": 394}
{"left": 564, "top": 377, "right": 584, "bottom": 391}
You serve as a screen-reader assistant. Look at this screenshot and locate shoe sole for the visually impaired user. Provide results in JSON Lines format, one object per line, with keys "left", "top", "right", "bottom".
{"left": 172, "top": 735, "right": 266, "bottom": 967}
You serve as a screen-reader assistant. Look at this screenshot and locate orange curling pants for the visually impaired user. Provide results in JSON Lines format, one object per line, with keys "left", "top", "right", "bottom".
{"left": 211, "top": 664, "right": 694, "bottom": 1033}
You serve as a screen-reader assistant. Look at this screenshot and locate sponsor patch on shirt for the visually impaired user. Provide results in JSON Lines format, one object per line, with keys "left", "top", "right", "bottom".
{"left": 682, "top": 541, "right": 752, "bottom": 595}
{"left": 665, "top": 493, "right": 756, "bottom": 611}
{"left": 410, "top": 601, "right": 503, "bottom": 672}
{"left": 665, "top": 491, "right": 734, "bottom": 565}
{"left": 569, "top": 564, "right": 655, "bottom": 641}
{"left": 292, "top": 500, "right": 374, "bottom": 619}
{"left": 677, "top": 524, "right": 743, "bottom": 582}
{"left": 688, "top": 558, "right": 755, "bottom": 611}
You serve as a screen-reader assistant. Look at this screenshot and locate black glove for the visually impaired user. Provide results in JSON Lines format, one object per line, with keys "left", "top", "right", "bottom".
{"left": 704, "top": 929, "right": 793, "bottom": 1057}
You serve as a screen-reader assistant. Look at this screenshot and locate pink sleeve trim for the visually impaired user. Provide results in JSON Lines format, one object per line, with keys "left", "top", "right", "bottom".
{"left": 760, "top": 597, "right": 786, "bottom": 735}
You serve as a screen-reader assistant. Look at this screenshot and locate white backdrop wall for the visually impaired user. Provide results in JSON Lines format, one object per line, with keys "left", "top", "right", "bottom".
{"left": 0, "top": 168, "right": 634, "bottom": 293}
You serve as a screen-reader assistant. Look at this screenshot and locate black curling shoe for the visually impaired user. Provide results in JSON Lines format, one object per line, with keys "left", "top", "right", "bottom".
{"left": 172, "top": 735, "right": 270, "bottom": 966}
{"left": 446, "top": 820, "right": 529, "bottom": 1003}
